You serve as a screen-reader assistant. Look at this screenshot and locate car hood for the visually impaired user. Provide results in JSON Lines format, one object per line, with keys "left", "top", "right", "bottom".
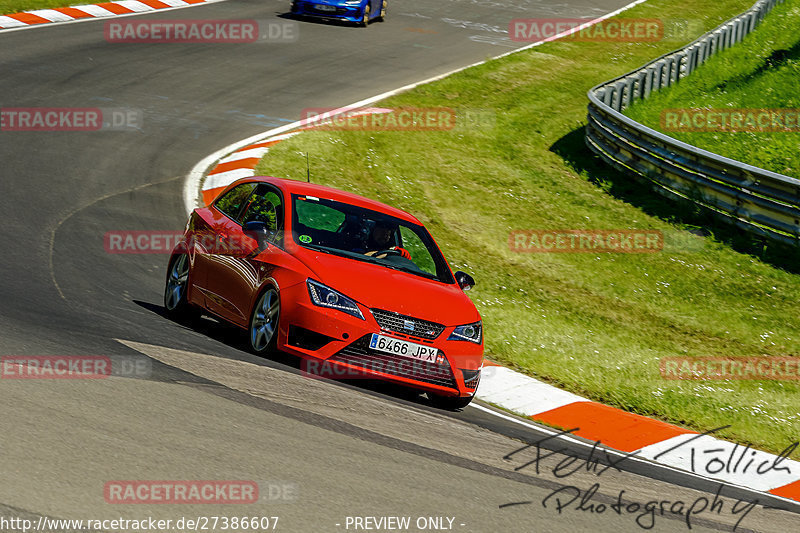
{"left": 294, "top": 248, "right": 479, "bottom": 326}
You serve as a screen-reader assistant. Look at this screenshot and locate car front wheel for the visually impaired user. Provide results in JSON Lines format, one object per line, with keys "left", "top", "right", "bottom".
{"left": 250, "top": 287, "right": 280, "bottom": 354}
{"left": 361, "top": 4, "right": 370, "bottom": 26}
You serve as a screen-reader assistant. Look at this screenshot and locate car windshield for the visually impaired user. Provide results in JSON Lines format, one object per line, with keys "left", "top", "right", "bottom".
{"left": 291, "top": 194, "right": 454, "bottom": 284}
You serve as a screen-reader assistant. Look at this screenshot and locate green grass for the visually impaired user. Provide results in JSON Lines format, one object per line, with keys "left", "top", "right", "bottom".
{"left": 625, "top": 0, "right": 800, "bottom": 178}
{"left": 250, "top": 0, "right": 800, "bottom": 455}
{"left": 0, "top": 0, "right": 82, "bottom": 15}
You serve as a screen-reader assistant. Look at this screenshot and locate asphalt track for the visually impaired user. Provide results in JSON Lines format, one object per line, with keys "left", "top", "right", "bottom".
{"left": 1, "top": 0, "right": 799, "bottom": 531}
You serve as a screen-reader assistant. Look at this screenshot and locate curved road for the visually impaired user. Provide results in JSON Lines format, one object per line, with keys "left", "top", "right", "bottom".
{"left": 1, "top": 1, "right": 798, "bottom": 531}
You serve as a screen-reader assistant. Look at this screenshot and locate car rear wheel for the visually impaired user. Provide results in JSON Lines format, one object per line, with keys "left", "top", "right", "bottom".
{"left": 429, "top": 392, "right": 474, "bottom": 410}
{"left": 164, "top": 254, "right": 197, "bottom": 320}
{"left": 361, "top": 4, "right": 370, "bottom": 26}
{"left": 250, "top": 287, "right": 280, "bottom": 354}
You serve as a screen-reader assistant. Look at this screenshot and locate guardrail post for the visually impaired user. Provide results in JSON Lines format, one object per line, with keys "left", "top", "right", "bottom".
{"left": 643, "top": 67, "right": 655, "bottom": 98}
{"left": 660, "top": 58, "right": 670, "bottom": 88}
{"left": 697, "top": 38, "right": 709, "bottom": 64}
{"left": 669, "top": 56, "right": 680, "bottom": 84}
{"left": 745, "top": 10, "right": 756, "bottom": 33}
{"left": 710, "top": 30, "right": 721, "bottom": 57}
{"left": 613, "top": 80, "right": 627, "bottom": 110}
{"left": 677, "top": 51, "right": 689, "bottom": 79}
{"left": 720, "top": 25, "right": 729, "bottom": 50}
{"left": 635, "top": 71, "right": 647, "bottom": 100}
{"left": 734, "top": 17, "right": 745, "bottom": 43}
{"left": 688, "top": 44, "right": 700, "bottom": 73}
{"left": 624, "top": 77, "right": 637, "bottom": 108}
{"left": 651, "top": 60, "right": 662, "bottom": 90}
{"left": 603, "top": 87, "right": 613, "bottom": 107}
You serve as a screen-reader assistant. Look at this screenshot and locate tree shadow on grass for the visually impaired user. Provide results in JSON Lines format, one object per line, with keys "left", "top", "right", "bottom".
{"left": 550, "top": 126, "right": 800, "bottom": 274}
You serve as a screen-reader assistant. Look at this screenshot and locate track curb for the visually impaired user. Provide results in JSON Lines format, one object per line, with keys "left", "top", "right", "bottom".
{"left": 0, "top": 0, "right": 222, "bottom": 31}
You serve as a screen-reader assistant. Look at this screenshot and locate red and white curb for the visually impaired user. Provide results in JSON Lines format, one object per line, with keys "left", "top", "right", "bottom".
{"left": 200, "top": 108, "right": 392, "bottom": 206}
{"left": 200, "top": 131, "right": 299, "bottom": 206}
{"left": 0, "top": 0, "right": 220, "bottom": 31}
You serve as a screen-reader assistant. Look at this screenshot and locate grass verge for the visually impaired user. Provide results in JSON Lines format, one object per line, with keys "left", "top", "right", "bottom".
{"left": 625, "top": 0, "right": 800, "bottom": 178}
{"left": 252, "top": 0, "right": 800, "bottom": 455}
{"left": 0, "top": 0, "right": 81, "bottom": 16}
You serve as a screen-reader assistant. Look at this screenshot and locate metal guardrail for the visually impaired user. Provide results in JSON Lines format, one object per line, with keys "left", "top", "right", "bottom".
{"left": 585, "top": 0, "right": 800, "bottom": 246}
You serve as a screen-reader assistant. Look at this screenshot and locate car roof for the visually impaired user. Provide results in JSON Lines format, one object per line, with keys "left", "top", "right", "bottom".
{"left": 241, "top": 176, "right": 423, "bottom": 225}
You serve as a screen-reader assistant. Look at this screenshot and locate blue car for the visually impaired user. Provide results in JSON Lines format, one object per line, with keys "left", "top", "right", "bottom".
{"left": 291, "top": 0, "right": 386, "bottom": 26}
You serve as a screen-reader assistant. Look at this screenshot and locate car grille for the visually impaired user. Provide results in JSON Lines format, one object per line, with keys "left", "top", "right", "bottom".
{"left": 329, "top": 335, "right": 457, "bottom": 389}
{"left": 370, "top": 309, "right": 445, "bottom": 340}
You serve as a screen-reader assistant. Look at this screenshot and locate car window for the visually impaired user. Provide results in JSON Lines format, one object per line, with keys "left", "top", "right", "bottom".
{"left": 296, "top": 198, "right": 346, "bottom": 232}
{"left": 215, "top": 183, "right": 257, "bottom": 220}
{"left": 241, "top": 187, "right": 284, "bottom": 246}
{"left": 399, "top": 226, "right": 437, "bottom": 277}
{"left": 291, "top": 194, "right": 454, "bottom": 284}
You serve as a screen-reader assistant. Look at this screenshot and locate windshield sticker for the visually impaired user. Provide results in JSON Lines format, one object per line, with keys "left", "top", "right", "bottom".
{"left": 298, "top": 234, "right": 312, "bottom": 244}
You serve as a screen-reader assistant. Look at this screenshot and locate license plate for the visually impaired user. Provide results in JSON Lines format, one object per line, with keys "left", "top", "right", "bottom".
{"left": 316, "top": 4, "right": 336, "bottom": 11}
{"left": 369, "top": 334, "right": 438, "bottom": 363}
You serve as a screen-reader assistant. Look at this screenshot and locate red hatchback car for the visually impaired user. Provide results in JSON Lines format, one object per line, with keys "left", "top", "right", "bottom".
{"left": 165, "top": 177, "right": 483, "bottom": 408}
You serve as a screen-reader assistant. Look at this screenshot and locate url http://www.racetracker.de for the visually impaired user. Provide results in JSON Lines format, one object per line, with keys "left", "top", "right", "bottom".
{"left": 0, "top": 515, "right": 281, "bottom": 532}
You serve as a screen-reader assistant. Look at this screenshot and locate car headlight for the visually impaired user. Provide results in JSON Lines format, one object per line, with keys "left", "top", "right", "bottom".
{"left": 307, "top": 279, "right": 364, "bottom": 320}
{"left": 448, "top": 321, "right": 482, "bottom": 343}
{"left": 343, "top": 0, "right": 362, "bottom": 4}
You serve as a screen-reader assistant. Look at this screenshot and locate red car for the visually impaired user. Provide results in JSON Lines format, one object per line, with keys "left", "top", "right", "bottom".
{"left": 164, "top": 177, "right": 483, "bottom": 408}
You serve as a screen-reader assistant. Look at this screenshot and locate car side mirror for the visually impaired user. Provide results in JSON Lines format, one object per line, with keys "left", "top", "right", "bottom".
{"left": 454, "top": 271, "right": 475, "bottom": 291}
{"left": 243, "top": 220, "right": 271, "bottom": 250}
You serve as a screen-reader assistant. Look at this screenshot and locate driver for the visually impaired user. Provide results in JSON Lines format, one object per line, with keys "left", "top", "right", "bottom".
{"left": 364, "top": 221, "right": 411, "bottom": 260}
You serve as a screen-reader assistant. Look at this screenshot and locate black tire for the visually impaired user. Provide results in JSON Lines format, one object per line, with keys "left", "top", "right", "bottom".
{"left": 164, "top": 254, "right": 199, "bottom": 321}
{"left": 429, "top": 393, "right": 474, "bottom": 410}
{"left": 249, "top": 287, "right": 280, "bottom": 355}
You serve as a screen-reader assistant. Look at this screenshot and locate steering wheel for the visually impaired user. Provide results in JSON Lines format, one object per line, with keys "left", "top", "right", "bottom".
{"left": 377, "top": 247, "right": 412, "bottom": 260}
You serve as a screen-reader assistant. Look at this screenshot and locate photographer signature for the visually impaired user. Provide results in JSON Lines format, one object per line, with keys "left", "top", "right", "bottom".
{"left": 499, "top": 427, "right": 769, "bottom": 531}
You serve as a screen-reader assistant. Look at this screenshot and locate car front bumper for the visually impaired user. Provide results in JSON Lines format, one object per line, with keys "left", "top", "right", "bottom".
{"left": 291, "top": 1, "right": 366, "bottom": 23}
{"left": 276, "top": 282, "right": 483, "bottom": 398}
